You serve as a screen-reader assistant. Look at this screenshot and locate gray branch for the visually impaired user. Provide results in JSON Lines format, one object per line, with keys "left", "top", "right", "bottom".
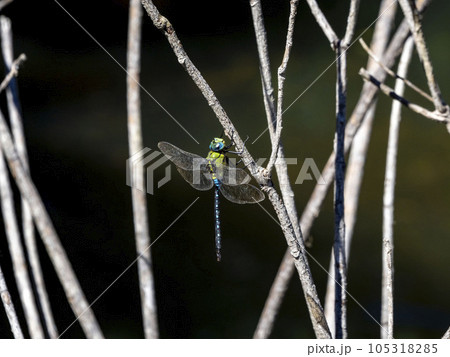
{"left": 343, "top": 0, "right": 360, "bottom": 47}
{"left": 359, "top": 38, "right": 433, "bottom": 103}
{"left": 325, "top": 0, "right": 397, "bottom": 336}
{"left": 0, "top": 108, "right": 103, "bottom": 338}
{"left": 251, "top": 0, "right": 305, "bottom": 339}
{"left": 127, "top": 0, "right": 159, "bottom": 339}
{"left": 255, "top": 11, "right": 416, "bottom": 338}
{"left": 140, "top": 0, "right": 331, "bottom": 339}
{"left": 1, "top": 15, "right": 59, "bottom": 339}
{"left": 397, "top": 0, "right": 447, "bottom": 113}
{"left": 0, "top": 0, "right": 14, "bottom": 12}
{"left": 305, "top": 0, "right": 338, "bottom": 48}
{"left": 381, "top": 35, "right": 414, "bottom": 340}
{"left": 359, "top": 68, "right": 449, "bottom": 125}
{"left": 266, "top": 0, "right": 299, "bottom": 174}
{"left": 0, "top": 263, "right": 23, "bottom": 338}
{"left": 0, "top": 127, "right": 44, "bottom": 339}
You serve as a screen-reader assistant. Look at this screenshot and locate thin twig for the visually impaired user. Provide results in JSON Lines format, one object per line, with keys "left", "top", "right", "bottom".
{"left": 1, "top": 15, "right": 59, "bottom": 339}
{"left": 140, "top": 0, "right": 331, "bottom": 338}
{"left": 333, "top": 42, "right": 348, "bottom": 339}
{"left": 359, "top": 38, "right": 433, "bottom": 103}
{"left": 249, "top": 0, "right": 276, "bottom": 136}
{"left": 266, "top": 0, "right": 299, "bottom": 174}
{"left": 256, "top": 12, "right": 416, "bottom": 338}
{"left": 127, "top": 0, "right": 159, "bottom": 339}
{"left": 343, "top": 0, "right": 361, "bottom": 47}
{"left": 0, "top": 52, "right": 43, "bottom": 340}
{"left": 359, "top": 68, "right": 449, "bottom": 124}
{"left": 0, "top": 108, "right": 104, "bottom": 338}
{"left": 0, "top": 260, "right": 24, "bottom": 338}
{"left": 251, "top": 0, "right": 304, "bottom": 339}
{"left": 381, "top": 35, "right": 414, "bottom": 339}
{"left": 397, "top": 0, "right": 447, "bottom": 113}
{"left": 305, "top": 0, "right": 338, "bottom": 48}
{"left": 0, "top": 0, "right": 14, "bottom": 12}
{"left": 309, "top": 0, "right": 362, "bottom": 339}
{"left": 0, "top": 134, "right": 44, "bottom": 338}
{"left": 0, "top": 53, "right": 25, "bottom": 93}
{"left": 325, "top": 0, "right": 398, "bottom": 337}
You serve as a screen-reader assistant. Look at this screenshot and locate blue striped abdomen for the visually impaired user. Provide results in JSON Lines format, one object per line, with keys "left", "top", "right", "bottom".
{"left": 213, "top": 180, "right": 221, "bottom": 261}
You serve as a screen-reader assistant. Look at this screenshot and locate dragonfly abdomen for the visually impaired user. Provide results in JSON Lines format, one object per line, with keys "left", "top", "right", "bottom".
{"left": 214, "top": 184, "right": 221, "bottom": 261}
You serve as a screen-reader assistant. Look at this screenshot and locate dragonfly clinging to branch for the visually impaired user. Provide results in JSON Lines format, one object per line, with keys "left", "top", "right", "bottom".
{"left": 158, "top": 138, "right": 264, "bottom": 261}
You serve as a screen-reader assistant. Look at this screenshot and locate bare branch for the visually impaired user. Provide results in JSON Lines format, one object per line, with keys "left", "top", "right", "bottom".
{"left": 0, "top": 0, "right": 14, "bottom": 12}
{"left": 343, "top": 0, "right": 360, "bottom": 47}
{"left": 0, "top": 54, "right": 43, "bottom": 338}
{"left": 381, "top": 36, "right": 414, "bottom": 339}
{"left": 0, "top": 108, "right": 104, "bottom": 338}
{"left": 254, "top": 249, "right": 292, "bottom": 338}
{"left": 1, "top": 15, "right": 59, "bottom": 339}
{"left": 140, "top": 0, "right": 331, "bottom": 338}
{"left": 359, "top": 38, "right": 433, "bottom": 102}
{"left": 333, "top": 43, "right": 348, "bottom": 339}
{"left": 250, "top": 1, "right": 305, "bottom": 338}
{"left": 359, "top": 67, "right": 450, "bottom": 124}
{"left": 257, "top": 12, "right": 416, "bottom": 338}
{"left": 0, "top": 53, "right": 25, "bottom": 93}
{"left": 266, "top": 0, "right": 299, "bottom": 174}
{"left": 325, "top": 0, "right": 398, "bottom": 336}
{"left": 127, "top": 0, "right": 159, "bottom": 339}
{"left": 397, "top": 0, "right": 447, "bottom": 113}
{"left": 0, "top": 263, "right": 24, "bottom": 338}
{"left": 0, "top": 134, "right": 44, "bottom": 338}
{"left": 249, "top": 0, "right": 276, "bottom": 135}
{"left": 305, "top": 0, "right": 338, "bottom": 48}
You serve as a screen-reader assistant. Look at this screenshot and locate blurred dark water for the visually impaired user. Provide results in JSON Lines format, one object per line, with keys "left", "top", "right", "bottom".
{"left": 0, "top": 1, "right": 448, "bottom": 338}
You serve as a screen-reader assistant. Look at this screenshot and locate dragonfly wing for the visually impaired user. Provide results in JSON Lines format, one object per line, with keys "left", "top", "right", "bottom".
{"left": 219, "top": 183, "right": 265, "bottom": 204}
{"left": 176, "top": 166, "right": 214, "bottom": 191}
{"left": 158, "top": 141, "right": 208, "bottom": 170}
{"left": 218, "top": 166, "right": 251, "bottom": 186}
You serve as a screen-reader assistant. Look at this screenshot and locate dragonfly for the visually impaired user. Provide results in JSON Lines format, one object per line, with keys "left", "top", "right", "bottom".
{"left": 158, "top": 138, "right": 264, "bottom": 261}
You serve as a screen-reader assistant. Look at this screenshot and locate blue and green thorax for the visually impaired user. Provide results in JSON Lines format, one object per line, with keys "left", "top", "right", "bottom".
{"left": 206, "top": 138, "right": 228, "bottom": 185}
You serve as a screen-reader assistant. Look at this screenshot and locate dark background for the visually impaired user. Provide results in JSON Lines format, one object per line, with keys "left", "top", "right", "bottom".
{"left": 0, "top": 0, "right": 448, "bottom": 338}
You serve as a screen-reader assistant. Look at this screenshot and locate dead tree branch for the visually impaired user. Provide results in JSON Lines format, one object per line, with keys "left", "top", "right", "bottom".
{"left": 1, "top": 15, "right": 59, "bottom": 338}
{"left": 397, "top": 0, "right": 447, "bottom": 113}
{"left": 359, "top": 68, "right": 449, "bottom": 124}
{"left": 0, "top": 107, "right": 103, "bottom": 338}
{"left": 0, "top": 263, "right": 24, "bottom": 338}
{"left": 127, "top": 0, "right": 159, "bottom": 339}
{"left": 359, "top": 38, "right": 432, "bottom": 102}
{"left": 325, "top": 0, "right": 398, "bottom": 337}
{"left": 251, "top": 0, "right": 304, "bottom": 339}
{"left": 255, "top": 7, "right": 418, "bottom": 338}
{"left": 381, "top": 36, "right": 414, "bottom": 339}
{"left": 140, "top": 0, "right": 331, "bottom": 338}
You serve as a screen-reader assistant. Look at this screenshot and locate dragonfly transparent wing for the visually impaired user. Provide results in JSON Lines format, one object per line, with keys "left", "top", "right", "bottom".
{"left": 158, "top": 141, "right": 214, "bottom": 190}
{"left": 175, "top": 166, "right": 214, "bottom": 191}
{"left": 215, "top": 165, "right": 251, "bottom": 186}
{"left": 219, "top": 183, "right": 265, "bottom": 204}
{"left": 158, "top": 142, "right": 208, "bottom": 170}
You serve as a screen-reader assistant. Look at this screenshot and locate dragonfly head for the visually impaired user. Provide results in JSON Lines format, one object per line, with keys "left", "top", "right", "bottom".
{"left": 209, "top": 137, "right": 226, "bottom": 152}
